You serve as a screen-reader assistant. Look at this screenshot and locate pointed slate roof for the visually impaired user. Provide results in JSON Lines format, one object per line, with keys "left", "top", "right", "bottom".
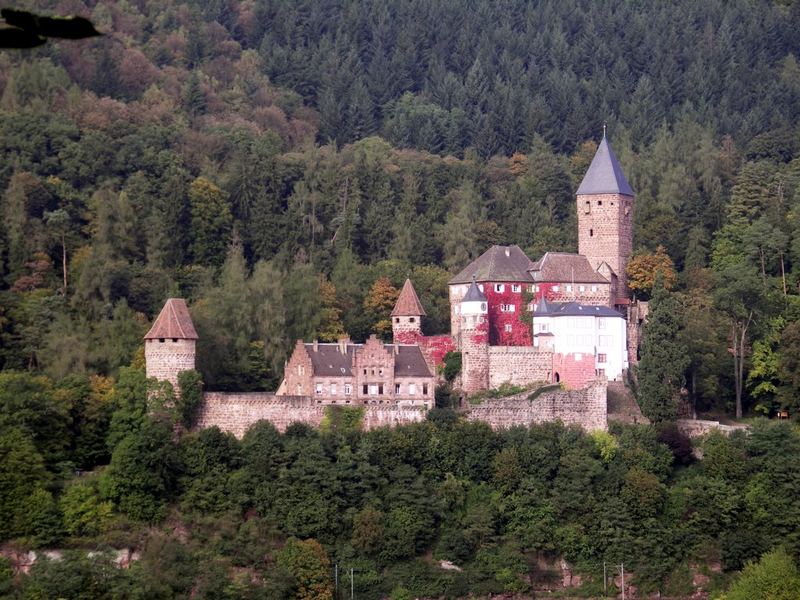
{"left": 449, "top": 245, "right": 535, "bottom": 284}
{"left": 391, "top": 279, "right": 426, "bottom": 317}
{"left": 462, "top": 276, "right": 487, "bottom": 302}
{"left": 576, "top": 135, "right": 634, "bottom": 196}
{"left": 144, "top": 298, "right": 199, "bottom": 340}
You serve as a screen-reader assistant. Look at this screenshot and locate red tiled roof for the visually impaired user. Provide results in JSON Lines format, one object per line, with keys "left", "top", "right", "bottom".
{"left": 391, "top": 279, "right": 426, "bottom": 316}
{"left": 529, "top": 252, "right": 609, "bottom": 284}
{"left": 144, "top": 298, "right": 199, "bottom": 340}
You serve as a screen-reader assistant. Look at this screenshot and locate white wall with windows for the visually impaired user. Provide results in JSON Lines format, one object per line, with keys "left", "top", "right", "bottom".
{"left": 532, "top": 312, "right": 628, "bottom": 379}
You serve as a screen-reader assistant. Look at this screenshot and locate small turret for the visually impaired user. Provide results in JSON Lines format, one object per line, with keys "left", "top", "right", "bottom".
{"left": 460, "top": 277, "right": 489, "bottom": 393}
{"left": 391, "top": 278, "right": 426, "bottom": 343}
{"left": 144, "top": 298, "right": 198, "bottom": 394}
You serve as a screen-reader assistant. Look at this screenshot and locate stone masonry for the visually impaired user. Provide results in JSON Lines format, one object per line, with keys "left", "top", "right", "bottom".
{"left": 577, "top": 192, "right": 633, "bottom": 302}
{"left": 487, "top": 346, "right": 552, "bottom": 389}
{"left": 467, "top": 379, "right": 608, "bottom": 432}
{"left": 144, "top": 338, "right": 196, "bottom": 392}
{"left": 196, "top": 392, "right": 428, "bottom": 438}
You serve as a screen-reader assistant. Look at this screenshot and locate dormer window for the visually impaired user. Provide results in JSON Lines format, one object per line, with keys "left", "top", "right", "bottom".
{"left": 159, "top": 338, "right": 165, "bottom": 343}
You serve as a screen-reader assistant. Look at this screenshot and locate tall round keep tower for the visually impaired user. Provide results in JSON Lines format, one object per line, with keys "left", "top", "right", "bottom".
{"left": 576, "top": 132, "right": 634, "bottom": 304}
{"left": 460, "top": 277, "right": 489, "bottom": 394}
{"left": 144, "top": 298, "right": 198, "bottom": 394}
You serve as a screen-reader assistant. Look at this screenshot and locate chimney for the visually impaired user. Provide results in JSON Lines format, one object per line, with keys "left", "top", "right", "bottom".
{"left": 312, "top": 339, "right": 318, "bottom": 351}
{"left": 338, "top": 336, "right": 350, "bottom": 354}
{"left": 394, "top": 343, "right": 399, "bottom": 355}
{"left": 505, "top": 247, "right": 510, "bottom": 257}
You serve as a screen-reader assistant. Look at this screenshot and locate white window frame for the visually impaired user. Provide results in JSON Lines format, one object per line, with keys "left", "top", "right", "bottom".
{"left": 511, "top": 284, "right": 521, "bottom": 293}
{"left": 330, "top": 383, "right": 337, "bottom": 395}
{"left": 409, "top": 383, "right": 416, "bottom": 395}
{"left": 504, "top": 323, "right": 512, "bottom": 333}
{"left": 368, "top": 384, "right": 378, "bottom": 395}
{"left": 579, "top": 285, "right": 585, "bottom": 292}
{"left": 495, "top": 283, "right": 505, "bottom": 293}
{"left": 315, "top": 383, "right": 323, "bottom": 395}
{"left": 344, "top": 383, "right": 352, "bottom": 395}
{"left": 553, "top": 285, "right": 559, "bottom": 292}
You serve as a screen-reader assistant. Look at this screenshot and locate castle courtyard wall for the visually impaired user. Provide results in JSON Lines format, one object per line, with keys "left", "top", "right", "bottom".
{"left": 487, "top": 346, "right": 553, "bottom": 388}
{"left": 467, "top": 379, "right": 607, "bottom": 431}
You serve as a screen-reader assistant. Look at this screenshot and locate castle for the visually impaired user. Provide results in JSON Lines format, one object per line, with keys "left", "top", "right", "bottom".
{"left": 143, "top": 133, "right": 638, "bottom": 434}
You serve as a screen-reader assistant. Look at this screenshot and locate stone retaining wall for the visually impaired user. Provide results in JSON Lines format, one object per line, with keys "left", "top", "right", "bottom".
{"left": 466, "top": 379, "right": 607, "bottom": 431}
{"left": 197, "top": 392, "right": 428, "bottom": 438}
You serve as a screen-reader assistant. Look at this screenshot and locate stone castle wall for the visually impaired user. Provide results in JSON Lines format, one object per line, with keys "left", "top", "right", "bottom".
{"left": 461, "top": 320, "right": 490, "bottom": 393}
{"left": 467, "top": 379, "right": 607, "bottom": 431}
{"left": 144, "top": 339, "right": 195, "bottom": 392}
{"left": 197, "top": 392, "right": 428, "bottom": 438}
{"left": 488, "top": 346, "right": 552, "bottom": 388}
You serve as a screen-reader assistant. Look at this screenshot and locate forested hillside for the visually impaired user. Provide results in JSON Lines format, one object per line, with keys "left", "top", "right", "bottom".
{"left": 2, "top": 0, "right": 800, "bottom": 597}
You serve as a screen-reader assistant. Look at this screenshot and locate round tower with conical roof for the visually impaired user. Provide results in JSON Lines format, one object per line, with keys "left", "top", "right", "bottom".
{"left": 392, "top": 278, "right": 426, "bottom": 343}
{"left": 460, "top": 276, "right": 489, "bottom": 393}
{"left": 576, "top": 132, "right": 634, "bottom": 303}
{"left": 144, "top": 298, "right": 198, "bottom": 394}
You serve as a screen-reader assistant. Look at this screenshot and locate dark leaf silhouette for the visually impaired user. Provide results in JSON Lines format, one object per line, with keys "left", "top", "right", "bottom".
{"left": 0, "top": 8, "right": 100, "bottom": 48}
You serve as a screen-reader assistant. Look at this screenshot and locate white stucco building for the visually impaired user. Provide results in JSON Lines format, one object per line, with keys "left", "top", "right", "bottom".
{"left": 532, "top": 299, "right": 628, "bottom": 381}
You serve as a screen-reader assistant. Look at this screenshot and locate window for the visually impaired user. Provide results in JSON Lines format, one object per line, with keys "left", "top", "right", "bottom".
{"left": 345, "top": 384, "right": 352, "bottom": 395}
{"left": 597, "top": 368, "right": 606, "bottom": 377}
{"left": 566, "top": 285, "right": 572, "bottom": 292}
{"left": 395, "top": 383, "right": 400, "bottom": 394}
{"left": 598, "top": 318, "right": 606, "bottom": 329}
{"left": 539, "top": 323, "right": 549, "bottom": 332}
{"left": 298, "top": 365, "right": 305, "bottom": 375}
{"left": 379, "top": 368, "right": 383, "bottom": 375}
{"left": 409, "top": 317, "right": 415, "bottom": 323}
{"left": 315, "top": 383, "right": 323, "bottom": 395}
{"left": 504, "top": 324, "right": 512, "bottom": 333}
{"left": 553, "top": 285, "right": 559, "bottom": 292}
{"left": 409, "top": 383, "right": 416, "bottom": 395}
{"left": 591, "top": 285, "right": 598, "bottom": 292}
{"left": 478, "top": 284, "right": 484, "bottom": 292}
{"left": 599, "top": 335, "right": 611, "bottom": 347}
{"left": 363, "top": 369, "right": 367, "bottom": 375}
{"left": 330, "top": 383, "right": 337, "bottom": 395}
{"left": 378, "top": 384, "right": 384, "bottom": 395}
{"left": 159, "top": 338, "right": 165, "bottom": 343}
{"left": 575, "top": 353, "right": 582, "bottom": 361}
{"left": 579, "top": 285, "right": 585, "bottom": 292}
{"left": 495, "top": 283, "right": 505, "bottom": 293}
{"left": 500, "top": 304, "right": 515, "bottom": 312}
{"left": 395, "top": 317, "right": 400, "bottom": 323}
{"left": 589, "top": 229, "right": 594, "bottom": 237}
{"left": 423, "top": 383, "right": 428, "bottom": 395}
{"left": 480, "top": 303, "right": 487, "bottom": 311}
{"left": 597, "top": 200, "right": 603, "bottom": 206}
{"left": 598, "top": 354, "right": 607, "bottom": 363}
{"left": 511, "top": 284, "right": 521, "bottom": 293}
{"left": 362, "top": 384, "right": 368, "bottom": 394}
{"left": 369, "top": 384, "right": 378, "bottom": 395}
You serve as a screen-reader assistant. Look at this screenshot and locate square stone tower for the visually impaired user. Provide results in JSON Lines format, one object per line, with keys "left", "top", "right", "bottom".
{"left": 576, "top": 134, "right": 634, "bottom": 304}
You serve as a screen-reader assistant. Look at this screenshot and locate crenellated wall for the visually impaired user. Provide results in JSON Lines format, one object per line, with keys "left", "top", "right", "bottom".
{"left": 466, "top": 379, "right": 607, "bottom": 431}
{"left": 196, "top": 392, "right": 429, "bottom": 438}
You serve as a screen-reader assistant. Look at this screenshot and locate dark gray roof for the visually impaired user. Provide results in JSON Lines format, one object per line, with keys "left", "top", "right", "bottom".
{"left": 534, "top": 301, "right": 623, "bottom": 318}
{"left": 303, "top": 343, "right": 431, "bottom": 378}
{"left": 529, "top": 252, "right": 609, "bottom": 284}
{"left": 462, "top": 277, "right": 487, "bottom": 302}
{"left": 450, "top": 245, "right": 535, "bottom": 284}
{"left": 393, "top": 345, "right": 433, "bottom": 378}
{"left": 305, "top": 344, "right": 355, "bottom": 376}
{"left": 576, "top": 135, "right": 634, "bottom": 196}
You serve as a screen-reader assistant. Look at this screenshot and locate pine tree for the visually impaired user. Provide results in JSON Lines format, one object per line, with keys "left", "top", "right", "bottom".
{"left": 636, "top": 280, "right": 690, "bottom": 422}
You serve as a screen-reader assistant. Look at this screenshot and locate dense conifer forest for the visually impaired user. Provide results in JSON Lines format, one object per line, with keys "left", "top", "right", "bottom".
{"left": 2, "top": 0, "right": 800, "bottom": 597}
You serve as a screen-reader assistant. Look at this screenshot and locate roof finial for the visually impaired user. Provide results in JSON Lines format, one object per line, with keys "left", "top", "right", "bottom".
{"left": 602, "top": 120, "right": 607, "bottom": 139}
